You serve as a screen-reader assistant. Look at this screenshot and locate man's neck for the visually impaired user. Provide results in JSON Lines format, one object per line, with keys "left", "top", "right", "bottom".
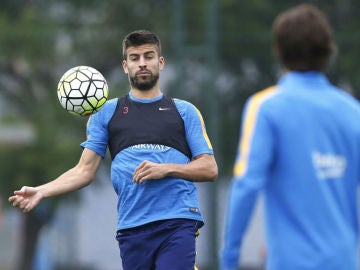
{"left": 130, "top": 87, "right": 162, "bottom": 100}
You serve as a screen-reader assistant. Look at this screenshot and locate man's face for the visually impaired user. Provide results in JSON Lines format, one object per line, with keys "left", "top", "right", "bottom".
{"left": 122, "top": 44, "right": 164, "bottom": 91}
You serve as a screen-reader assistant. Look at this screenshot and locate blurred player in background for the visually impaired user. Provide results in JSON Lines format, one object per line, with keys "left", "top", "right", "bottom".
{"left": 9, "top": 29, "right": 218, "bottom": 270}
{"left": 220, "top": 4, "right": 360, "bottom": 270}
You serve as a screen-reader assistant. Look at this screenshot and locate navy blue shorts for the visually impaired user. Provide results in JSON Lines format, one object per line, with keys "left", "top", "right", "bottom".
{"left": 116, "top": 218, "right": 200, "bottom": 270}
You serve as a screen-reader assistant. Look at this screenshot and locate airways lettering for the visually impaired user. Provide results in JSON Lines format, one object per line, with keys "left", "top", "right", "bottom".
{"left": 130, "top": 144, "right": 171, "bottom": 151}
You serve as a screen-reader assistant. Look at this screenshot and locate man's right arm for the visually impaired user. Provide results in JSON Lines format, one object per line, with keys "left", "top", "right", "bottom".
{"left": 8, "top": 148, "right": 102, "bottom": 213}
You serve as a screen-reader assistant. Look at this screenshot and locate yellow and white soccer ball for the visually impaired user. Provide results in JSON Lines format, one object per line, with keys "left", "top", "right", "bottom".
{"left": 57, "top": 66, "right": 108, "bottom": 116}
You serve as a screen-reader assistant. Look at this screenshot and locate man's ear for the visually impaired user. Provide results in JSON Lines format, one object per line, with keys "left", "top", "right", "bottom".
{"left": 122, "top": 60, "right": 128, "bottom": 74}
{"left": 159, "top": 56, "right": 165, "bottom": 71}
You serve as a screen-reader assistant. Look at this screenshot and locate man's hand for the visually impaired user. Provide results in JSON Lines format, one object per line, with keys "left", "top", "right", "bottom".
{"left": 8, "top": 186, "right": 43, "bottom": 213}
{"left": 133, "top": 160, "right": 168, "bottom": 184}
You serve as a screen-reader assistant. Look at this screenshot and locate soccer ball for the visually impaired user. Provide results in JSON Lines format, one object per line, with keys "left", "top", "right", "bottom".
{"left": 57, "top": 66, "right": 109, "bottom": 116}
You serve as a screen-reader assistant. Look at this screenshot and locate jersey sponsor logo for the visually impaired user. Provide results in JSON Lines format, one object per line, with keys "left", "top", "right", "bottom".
{"left": 130, "top": 144, "right": 171, "bottom": 151}
{"left": 312, "top": 151, "right": 347, "bottom": 180}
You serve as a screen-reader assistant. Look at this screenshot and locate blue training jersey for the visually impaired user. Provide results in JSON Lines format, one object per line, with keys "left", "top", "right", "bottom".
{"left": 81, "top": 92, "right": 214, "bottom": 230}
{"left": 220, "top": 71, "right": 360, "bottom": 270}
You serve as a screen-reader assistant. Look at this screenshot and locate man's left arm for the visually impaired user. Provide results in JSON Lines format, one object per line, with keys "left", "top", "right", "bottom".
{"left": 132, "top": 153, "right": 217, "bottom": 183}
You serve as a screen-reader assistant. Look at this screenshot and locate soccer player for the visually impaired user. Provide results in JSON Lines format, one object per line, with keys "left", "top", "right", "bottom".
{"left": 9, "top": 30, "right": 218, "bottom": 270}
{"left": 220, "top": 4, "right": 360, "bottom": 270}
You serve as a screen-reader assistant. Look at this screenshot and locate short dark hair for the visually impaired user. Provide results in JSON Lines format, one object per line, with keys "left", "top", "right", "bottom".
{"left": 122, "top": 30, "right": 162, "bottom": 60}
{"left": 272, "top": 4, "right": 336, "bottom": 71}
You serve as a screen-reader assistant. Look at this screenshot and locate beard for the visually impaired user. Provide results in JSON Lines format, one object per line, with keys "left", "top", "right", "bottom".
{"left": 129, "top": 71, "right": 159, "bottom": 91}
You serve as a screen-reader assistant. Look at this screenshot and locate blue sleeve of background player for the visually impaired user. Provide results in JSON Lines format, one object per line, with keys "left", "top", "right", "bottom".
{"left": 220, "top": 88, "right": 276, "bottom": 270}
{"left": 80, "top": 98, "right": 118, "bottom": 158}
{"left": 174, "top": 99, "right": 214, "bottom": 158}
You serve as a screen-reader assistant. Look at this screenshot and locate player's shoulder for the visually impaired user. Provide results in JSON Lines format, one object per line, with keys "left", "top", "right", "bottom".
{"left": 248, "top": 86, "right": 280, "bottom": 107}
{"left": 91, "top": 98, "right": 118, "bottom": 120}
{"left": 173, "top": 97, "right": 197, "bottom": 110}
{"left": 101, "top": 98, "right": 118, "bottom": 110}
{"left": 242, "top": 85, "right": 286, "bottom": 118}
{"left": 172, "top": 97, "right": 200, "bottom": 118}
{"left": 332, "top": 86, "right": 360, "bottom": 113}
